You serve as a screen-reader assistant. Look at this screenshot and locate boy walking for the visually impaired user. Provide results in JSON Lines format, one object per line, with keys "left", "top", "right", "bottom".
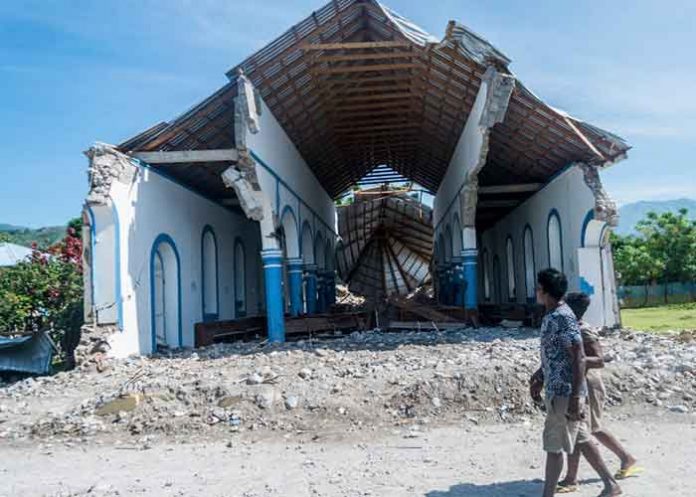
{"left": 556, "top": 292, "right": 640, "bottom": 493}
{"left": 529, "top": 269, "right": 621, "bottom": 497}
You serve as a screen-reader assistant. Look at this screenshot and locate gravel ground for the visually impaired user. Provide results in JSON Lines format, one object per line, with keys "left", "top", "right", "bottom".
{"left": 1, "top": 414, "right": 694, "bottom": 496}
{"left": 0, "top": 327, "right": 694, "bottom": 496}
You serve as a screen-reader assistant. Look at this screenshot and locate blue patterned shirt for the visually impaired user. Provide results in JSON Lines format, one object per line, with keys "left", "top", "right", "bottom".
{"left": 540, "top": 302, "right": 587, "bottom": 399}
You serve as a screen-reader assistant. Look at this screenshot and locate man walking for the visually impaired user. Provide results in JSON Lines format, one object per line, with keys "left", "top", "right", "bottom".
{"left": 530, "top": 269, "right": 622, "bottom": 497}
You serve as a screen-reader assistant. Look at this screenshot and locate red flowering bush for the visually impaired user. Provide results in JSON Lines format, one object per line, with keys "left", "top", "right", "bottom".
{"left": 0, "top": 220, "right": 84, "bottom": 339}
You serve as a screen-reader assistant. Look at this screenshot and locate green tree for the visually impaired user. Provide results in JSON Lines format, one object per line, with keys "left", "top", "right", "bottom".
{"left": 612, "top": 235, "right": 663, "bottom": 286}
{"left": 636, "top": 208, "right": 696, "bottom": 283}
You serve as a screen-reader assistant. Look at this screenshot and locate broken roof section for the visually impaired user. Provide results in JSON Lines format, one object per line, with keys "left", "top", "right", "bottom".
{"left": 121, "top": 0, "right": 629, "bottom": 205}
{"left": 336, "top": 188, "right": 433, "bottom": 301}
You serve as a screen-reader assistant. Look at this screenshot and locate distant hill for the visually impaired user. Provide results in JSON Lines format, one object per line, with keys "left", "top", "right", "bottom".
{"left": 616, "top": 198, "right": 696, "bottom": 236}
{"left": 0, "top": 224, "right": 66, "bottom": 249}
{"left": 0, "top": 223, "right": 26, "bottom": 232}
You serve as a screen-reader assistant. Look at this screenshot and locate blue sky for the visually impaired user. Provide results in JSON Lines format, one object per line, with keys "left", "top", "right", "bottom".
{"left": 0, "top": 0, "right": 694, "bottom": 227}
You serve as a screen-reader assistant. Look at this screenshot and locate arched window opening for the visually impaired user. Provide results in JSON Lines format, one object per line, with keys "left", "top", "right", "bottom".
{"left": 301, "top": 222, "right": 314, "bottom": 265}
{"left": 493, "top": 255, "right": 502, "bottom": 304}
{"left": 506, "top": 237, "right": 516, "bottom": 301}
{"left": 234, "top": 239, "right": 247, "bottom": 317}
{"left": 523, "top": 226, "right": 536, "bottom": 301}
{"left": 150, "top": 234, "right": 181, "bottom": 351}
{"left": 482, "top": 249, "right": 491, "bottom": 301}
{"left": 444, "top": 226, "right": 453, "bottom": 262}
{"left": 452, "top": 215, "right": 463, "bottom": 256}
{"left": 548, "top": 210, "right": 563, "bottom": 270}
{"left": 201, "top": 227, "right": 218, "bottom": 321}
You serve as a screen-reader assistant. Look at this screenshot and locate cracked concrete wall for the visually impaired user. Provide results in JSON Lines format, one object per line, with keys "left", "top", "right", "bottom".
{"left": 433, "top": 67, "right": 513, "bottom": 239}
{"left": 239, "top": 83, "right": 337, "bottom": 254}
{"left": 83, "top": 143, "right": 262, "bottom": 357}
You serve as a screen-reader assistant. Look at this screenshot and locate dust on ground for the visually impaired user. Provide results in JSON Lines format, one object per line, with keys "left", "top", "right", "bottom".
{"left": 0, "top": 327, "right": 694, "bottom": 496}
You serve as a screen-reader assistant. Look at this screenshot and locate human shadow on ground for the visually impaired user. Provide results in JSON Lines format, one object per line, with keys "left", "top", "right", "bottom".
{"left": 425, "top": 478, "right": 603, "bottom": 497}
{"left": 425, "top": 479, "right": 542, "bottom": 496}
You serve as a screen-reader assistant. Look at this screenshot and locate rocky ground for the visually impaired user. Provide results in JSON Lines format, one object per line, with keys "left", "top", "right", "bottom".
{"left": 0, "top": 327, "right": 694, "bottom": 496}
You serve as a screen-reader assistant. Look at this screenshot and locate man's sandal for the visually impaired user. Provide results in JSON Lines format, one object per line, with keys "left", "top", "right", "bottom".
{"left": 615, "top": 464, "right": 644, "bottom": 480}
{"left": 555, "top": 482, "right": 579, "bottom": 493}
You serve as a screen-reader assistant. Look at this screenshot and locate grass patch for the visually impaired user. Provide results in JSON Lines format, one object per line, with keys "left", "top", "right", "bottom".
{"left": 621, "top": 302, "right": 696, "bottom": 332}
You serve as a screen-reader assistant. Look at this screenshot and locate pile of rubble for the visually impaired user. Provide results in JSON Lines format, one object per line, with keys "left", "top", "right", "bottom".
{"left": 0, "top": 327, "right": 693, "bottom": 444}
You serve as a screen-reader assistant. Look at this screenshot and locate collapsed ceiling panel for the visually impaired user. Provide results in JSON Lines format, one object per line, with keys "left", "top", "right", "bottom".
{"left": 336, "top": 189, "right": 433, "bottom": 301}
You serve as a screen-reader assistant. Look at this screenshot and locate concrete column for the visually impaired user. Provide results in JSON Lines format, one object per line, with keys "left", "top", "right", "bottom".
{"left": 304, "top": 264, "right": 317, "bottom": 314}
{"left": 261, "top": 248, "right": 285, "bottom": 342}
{"left": 287, "top": 257, "right": 303, "bottom": 317}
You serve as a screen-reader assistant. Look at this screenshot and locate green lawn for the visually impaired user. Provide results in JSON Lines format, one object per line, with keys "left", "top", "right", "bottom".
{"left": 621, "top": 302, "right": 696, "bottom": 332}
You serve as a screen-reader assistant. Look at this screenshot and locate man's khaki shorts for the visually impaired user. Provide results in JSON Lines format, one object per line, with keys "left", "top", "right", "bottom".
{"left": 588, "top": 387, "right": 604, "bottom": 433}
{"left": 543, "top": 396, "right": 591, "bottom": 454}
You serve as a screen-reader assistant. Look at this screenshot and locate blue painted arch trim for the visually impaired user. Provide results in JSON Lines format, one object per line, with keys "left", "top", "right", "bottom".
{"left": 280, "top": 204, "right": 300, "bottom": 257}
{"left": 580, "top": 209, "right": 595, "bottom": 247}
{"left": 314, "top": 230, "right": 324, "bottom": 266}
{"left": 84, "top": 205, "right": 97, "bottom": 307}
{"left": 249, "top": 150, "right": 337, "bottom": 236}
{"left": 200, "top": 225, "right": 220, "bottom": 322}
{"left": 505, "top": 235, "right": 516, "bottom": 302}
{"left": 299, "top": 220, "right": 313, "bottom": 257}
{"left": 546, "top": 208, "right": 564, "bottom": 271}
{"left": 112, "top": 203, "right": 123, "bottom": 330}
{"left": 522, "top": 223, "right": 536, "bottom": 303}
{"left": 444, "top": 224, "right": 453, "bottom": 260}
{"left": 149, "top": 233, "right": 183, "bottom": 353}
{"left": 451, "top": 212, "right": 462, "bottom": 252}
{"left": 233, "top": 237, "right": 247, "bottom": 318}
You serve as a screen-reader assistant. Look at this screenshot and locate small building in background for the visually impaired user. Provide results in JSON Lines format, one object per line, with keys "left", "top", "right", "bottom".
{"left": 0, "top": 242, "right": 32, "bottom": 267}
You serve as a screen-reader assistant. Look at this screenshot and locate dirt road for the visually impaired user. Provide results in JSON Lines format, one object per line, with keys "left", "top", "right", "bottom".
{"left": 2, "top": 412, "right": 693, "bottom": 497}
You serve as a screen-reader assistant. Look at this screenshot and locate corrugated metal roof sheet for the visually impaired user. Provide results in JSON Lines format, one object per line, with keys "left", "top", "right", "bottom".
{"left": 0, "top": 332, "right": 54, "bottom": 375}
{"left": 0, "top": 242, "right": 32, "bottom": 267}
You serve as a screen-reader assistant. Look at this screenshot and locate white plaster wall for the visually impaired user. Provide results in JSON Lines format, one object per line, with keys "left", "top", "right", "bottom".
{"left": 101, "top": 164, "right": 262, "bottom": 357}
{"left": 479, "top": 166, "right": 595, "bottom": 304}
{"left": 433, "top": 77, "right": 489, "bottom": 228}
{"left": 246, "top": 99, "right": 337, "bottom": 241}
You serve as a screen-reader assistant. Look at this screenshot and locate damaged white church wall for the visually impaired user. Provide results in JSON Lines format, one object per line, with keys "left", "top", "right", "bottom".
{"left": 478, "top": 165, "right": 620, "bottom": 327}
{"left": 85, "top": 146, "right": 262, "bottom": 357}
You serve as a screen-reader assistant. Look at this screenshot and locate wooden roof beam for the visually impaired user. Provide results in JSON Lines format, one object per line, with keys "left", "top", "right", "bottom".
{"left": 132, "top": 149, "right": 239, "bottom": 164}
{"left": 478, "top": 183, "right": 543, "bottom": 195}
{"left": 300, "top": 41, "right": 411, "bottom": 50}
{"left": 312, "top": 62, "right": 419, "bottom": 75}
{"left": 316, "top": 51, "right": 418, "bottom": 63}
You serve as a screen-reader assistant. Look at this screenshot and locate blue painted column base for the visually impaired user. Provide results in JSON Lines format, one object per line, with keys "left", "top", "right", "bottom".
{"left": 462, "top": 248, "right": 478, "bottom": 311}
{"left": 304, "top": 264, "right": 318, "bottom": 314}
{"left": 261, "top": 249, "right": 285, "bottom": 342}
{"left": 287, "top": 257, "right": 303, "bottom": 317}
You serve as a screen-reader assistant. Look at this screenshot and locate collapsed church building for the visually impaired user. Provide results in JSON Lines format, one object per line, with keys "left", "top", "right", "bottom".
{"left": 82, "top": 0, "right": 630, "bottom": 357}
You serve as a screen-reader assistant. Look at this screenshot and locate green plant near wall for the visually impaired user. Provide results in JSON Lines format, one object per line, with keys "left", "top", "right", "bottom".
{"left": 0, "top": 219, "right": 84, "bottom": 367}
